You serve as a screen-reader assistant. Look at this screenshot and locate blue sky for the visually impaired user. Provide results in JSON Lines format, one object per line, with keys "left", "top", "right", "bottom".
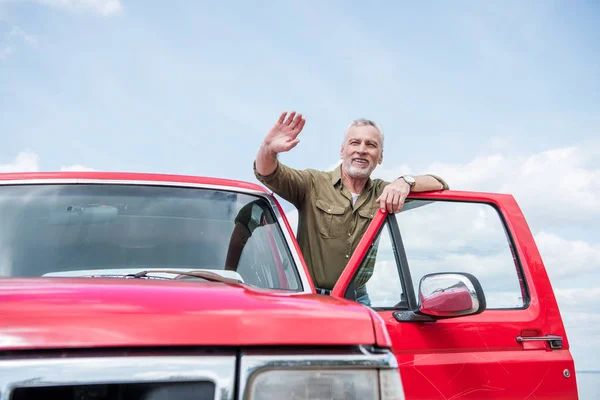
{"left": 1, "top": 0, "right": 599, "bottom": 373}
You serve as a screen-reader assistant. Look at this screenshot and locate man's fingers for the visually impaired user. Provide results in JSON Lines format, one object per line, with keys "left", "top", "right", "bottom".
{"left": 382, "top": 191, "right": 394, "bottom": 213}
{"left": 278, "top": 112, "right": 287, "bottom": 124}
{"left": 284, "top": 111, "right": 296, "bottom": 125}
{"left": 391, "top": 193, "right": 401, "bottom": 213}
{"left": 291, "top": 118, "right": 305, "bottom": 138}
{"left": 397, "top": 202, "right": 404, "bottom": 213}
{"left": 397, "top": 199, "right": 405, "bottom": 213}
{"left": 387, "top": 196, "right": 395, "bottom": 213}
{"left": 379, "top": 190, "right": 406, "bottom": 213}
{"left": 396, "top": 195, "right": 407, "bottom": 213}
{"left": 379, "top": 191, "right": 394, "bottom": 213}
{"left": 378, "top": 193, "right": 388, "bottom": 210}
{"left": 289, "top": 114, "right": 303, "bottom": 130}
{"left": 377, "top": 184, "right": 412, "bottom": 214}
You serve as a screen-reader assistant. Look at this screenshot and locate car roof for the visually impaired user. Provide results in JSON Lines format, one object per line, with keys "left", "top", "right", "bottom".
{"left": 0, "top": 171, "right": 269, "bottom": 193}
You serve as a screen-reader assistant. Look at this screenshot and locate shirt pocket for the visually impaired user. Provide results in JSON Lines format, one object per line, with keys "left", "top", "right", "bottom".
{"left": 315, "top": 199, "right": 346, "bottom": 239}
{"left": 356, "top": 206, "right": 379, "bottom": 236}
{"left": 357, "top": 206, "right": 378, "bottom": 220}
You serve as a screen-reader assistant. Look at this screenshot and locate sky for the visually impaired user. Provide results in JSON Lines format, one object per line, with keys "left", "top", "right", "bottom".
{"left": 0, "top": 0, "right": 599, "bottom": 374}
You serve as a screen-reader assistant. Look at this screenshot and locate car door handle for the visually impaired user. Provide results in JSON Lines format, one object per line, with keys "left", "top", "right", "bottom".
{"left": 516, "top": 334, "right": 563, "bottom": 349}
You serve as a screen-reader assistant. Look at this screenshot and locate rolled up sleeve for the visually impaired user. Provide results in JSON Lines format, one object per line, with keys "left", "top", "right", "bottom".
{"left": 426, "top": 174, "right": 450, "bottom": 190}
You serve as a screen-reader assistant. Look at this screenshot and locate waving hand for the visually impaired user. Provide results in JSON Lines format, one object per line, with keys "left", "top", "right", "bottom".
{"left": 264, "top": 111, "right": 306, "bottom": 153}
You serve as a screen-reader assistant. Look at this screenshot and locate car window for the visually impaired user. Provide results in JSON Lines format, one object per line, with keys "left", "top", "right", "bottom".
{"left": 351, "top": 199, "right": 528, "bottom": 309}
{"left": 0, "top": 183, "right": 302, "bottom": 291}
{"left": 350, "top": 221, "right": 406, "bottom": 309}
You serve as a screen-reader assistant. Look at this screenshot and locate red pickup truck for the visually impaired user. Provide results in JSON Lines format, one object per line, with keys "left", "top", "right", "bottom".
{"left": 0, "top": 171, "right": 579, "bottom": 399}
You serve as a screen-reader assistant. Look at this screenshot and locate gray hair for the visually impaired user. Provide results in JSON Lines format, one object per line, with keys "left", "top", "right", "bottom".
{"left": 345, "top": 118, "right": 384, "bottom": 151}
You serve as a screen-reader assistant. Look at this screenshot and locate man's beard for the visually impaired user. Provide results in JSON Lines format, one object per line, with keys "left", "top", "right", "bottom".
{"left": 343, "top": 158, "right": 373, "bottom": 179}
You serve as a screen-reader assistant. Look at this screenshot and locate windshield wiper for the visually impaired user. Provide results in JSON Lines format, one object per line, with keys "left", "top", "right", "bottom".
{"left": 126, "top": 269, "right": 243, "bottom": 285}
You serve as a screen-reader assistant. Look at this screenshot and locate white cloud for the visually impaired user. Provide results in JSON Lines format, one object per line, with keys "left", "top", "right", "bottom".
{"left": 326, "top": 160, "right": 341, "bottom": 171}
{"left": 0, "top": 150, "right": 39, "bottom": 172}
{"left": 375, "top": 145, "right": 600, "bottom": 226}
{"left": 555, "top": 288, "right": 600, "bottom": 313}
{"left": 0, "top": 44, "right": 11, "bottom": 60}
{"left": 60, "top": 164, "right": 96, "bottom": 171}
{"left": 5, "top": 0, "right": 123, "bottom": 16}
{"left": 364, "top": 260, "right": 404, "bottom": 307}
{"left": 560, "top": 310, "right": 600, "bottom": 371}
{"left": 0, "top": 26, "right": 36, "bottom": 62}
{"left": 8, "top": 26, "right": 36, "bottom": 45}
{"left": 535, "top": 232, "right": 600, "bottom": 278}
{"left": 285, "top": 208, "right": 298, "bottom": 236}
{"left": 0, "top": 150, "right": 94, "bottom": 173}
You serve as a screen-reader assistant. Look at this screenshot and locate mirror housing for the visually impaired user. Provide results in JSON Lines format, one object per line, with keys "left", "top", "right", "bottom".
{"left": 393, "top": 272, "right": 486, "bottom": 322}
{"left": 417, "top": 273, "right": 486, "bottom": 317}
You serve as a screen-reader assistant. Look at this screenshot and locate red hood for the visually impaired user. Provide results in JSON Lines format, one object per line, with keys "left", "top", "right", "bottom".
{"left": 0, "top": 278, "right": 377, "bottom": 350}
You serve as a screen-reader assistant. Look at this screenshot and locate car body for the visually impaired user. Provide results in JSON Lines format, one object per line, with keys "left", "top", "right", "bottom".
{"left": 0, "top": 171, "right": 402, "bottom": 400}
{"left": 0, "top": 171, "right": 580, "bottom": 399}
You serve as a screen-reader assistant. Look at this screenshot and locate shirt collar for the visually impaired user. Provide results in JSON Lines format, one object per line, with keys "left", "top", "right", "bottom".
{"left": 330, "top": 164, "right": 373, "bottom": 191}
{"left": 331, "top": 164, "right": 342, "bottom": 186}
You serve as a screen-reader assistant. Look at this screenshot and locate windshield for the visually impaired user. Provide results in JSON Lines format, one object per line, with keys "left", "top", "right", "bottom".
{"left": 0, "top": 183, "right": 302, "bottom": 291}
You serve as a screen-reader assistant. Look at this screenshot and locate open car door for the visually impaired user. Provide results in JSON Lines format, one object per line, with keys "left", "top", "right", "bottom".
{"left": 332, "top": 190, "right": 579, "bottom": 400}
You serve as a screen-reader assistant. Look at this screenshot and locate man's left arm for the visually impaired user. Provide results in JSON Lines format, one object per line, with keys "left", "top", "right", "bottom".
{"left": 376, "top": 174, "right": 449, "bottom": 213}
{"left": 414, "top": 174, "right": 449, "bottom": 191}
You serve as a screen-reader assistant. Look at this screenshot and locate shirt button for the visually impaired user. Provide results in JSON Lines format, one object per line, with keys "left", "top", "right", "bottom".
{"left": 348, "top": 232, "right": 351, "bottom": 237}
{"left": 328, "top": 209, "right": 331, "bottom": 212}
{"left": 345, "top": 254, "right": 349, "bottom": 258}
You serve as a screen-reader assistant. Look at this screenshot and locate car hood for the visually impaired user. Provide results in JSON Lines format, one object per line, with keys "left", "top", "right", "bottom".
{"left": 0, "top": 278, "right": 377, "bottom": 351}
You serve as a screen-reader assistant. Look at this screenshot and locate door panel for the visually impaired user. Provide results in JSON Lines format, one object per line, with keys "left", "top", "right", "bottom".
{"left": 390, "top": 343, "right": 577, "bottom": 400}
{"left": 333, "top": 191, "right": 579, "bottom": 399}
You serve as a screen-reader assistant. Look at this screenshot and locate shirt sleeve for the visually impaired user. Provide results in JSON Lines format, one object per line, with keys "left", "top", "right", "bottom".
{"left": 253, "top": 160, "right": 314, "bottom": 208}
{"left": 426, "top": 174, "right": 450, "bottom": 190}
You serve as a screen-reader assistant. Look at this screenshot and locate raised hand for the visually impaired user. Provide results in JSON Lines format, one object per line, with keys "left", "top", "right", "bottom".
{"left": 264, "top": 111, "right": 306, "bottom": 154}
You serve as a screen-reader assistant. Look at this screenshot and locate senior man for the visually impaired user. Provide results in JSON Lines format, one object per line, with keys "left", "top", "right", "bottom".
{"left": 253, "top": 111, "right": 449, "bottom": 305}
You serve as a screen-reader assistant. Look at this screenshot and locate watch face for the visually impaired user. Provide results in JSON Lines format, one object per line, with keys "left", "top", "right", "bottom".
{"left": 403, "top": 175, "right": 415, "bottom": 184}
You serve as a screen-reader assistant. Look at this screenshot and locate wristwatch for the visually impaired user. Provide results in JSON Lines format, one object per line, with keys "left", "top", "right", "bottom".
{"left": 399, "top": 175, "right": 416, "bottom": 189}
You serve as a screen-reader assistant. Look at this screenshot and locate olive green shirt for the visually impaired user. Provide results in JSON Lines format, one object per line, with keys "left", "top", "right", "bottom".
{"left": 254, "top": 161, "right": 448, "bottom": 290}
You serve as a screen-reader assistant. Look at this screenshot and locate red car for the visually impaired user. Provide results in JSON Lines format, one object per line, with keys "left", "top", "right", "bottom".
{"left": 0, "top": 171, "right": 579, "bottom": 399}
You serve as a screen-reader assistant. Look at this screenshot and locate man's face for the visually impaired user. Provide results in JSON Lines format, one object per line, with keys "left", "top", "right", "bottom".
{"left": 340, "top": 125, "right": 383, "bottom": 179}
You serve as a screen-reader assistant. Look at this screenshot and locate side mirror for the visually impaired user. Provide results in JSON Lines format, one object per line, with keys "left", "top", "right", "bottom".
{"left": 417, "top": 273, "right": 486, "bottom": 317}
{"left": 393, "top": 272, "right": 486, "bottom": 322}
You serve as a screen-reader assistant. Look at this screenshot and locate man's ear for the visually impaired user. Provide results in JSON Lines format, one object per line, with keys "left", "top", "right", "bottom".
{"left": 340, "top": 145, "right": 344, "bottom": 159}
{"left": 378, "top": 151, "right": 384, "bottom": 165}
